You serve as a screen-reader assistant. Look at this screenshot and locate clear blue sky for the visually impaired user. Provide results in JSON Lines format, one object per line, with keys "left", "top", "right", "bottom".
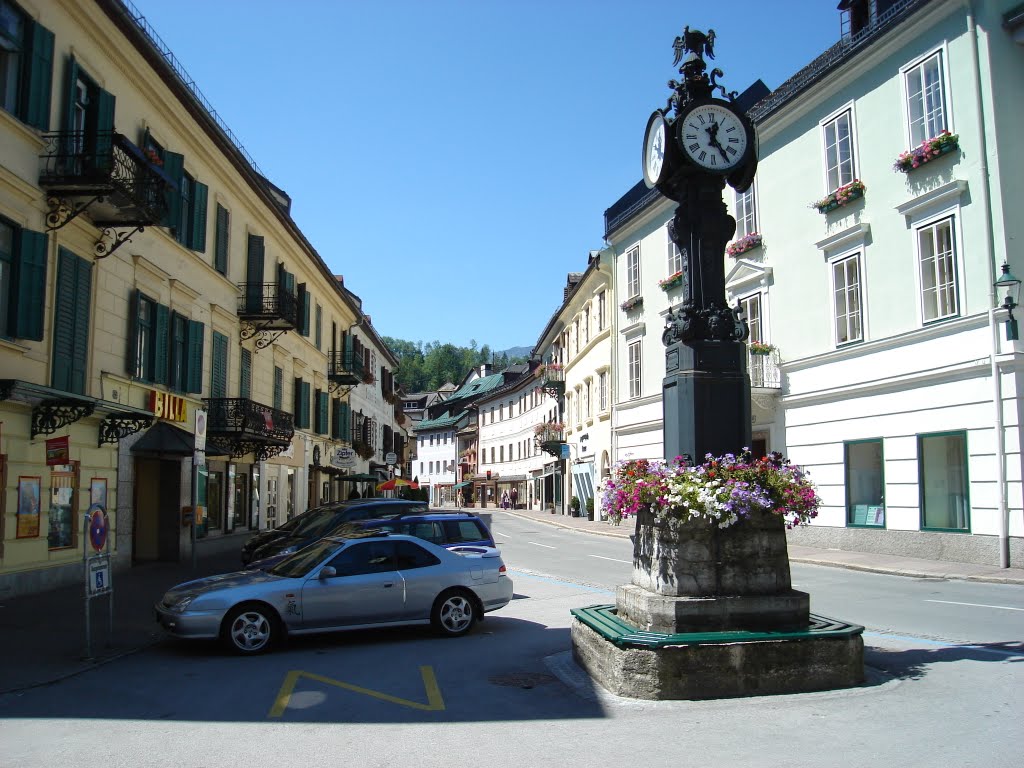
{"left": 130, "top": 0, "right": 841, "bottom": 353}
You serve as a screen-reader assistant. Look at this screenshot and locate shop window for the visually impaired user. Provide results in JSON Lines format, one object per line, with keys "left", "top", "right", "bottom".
{"left": 47, "top": 462, "right": 78, "bottom": 549}
{"left": 919, "top": 431, "right": 969, "bottom": 531}
{"left": 845, "top": 439, "right": 885, "bottom": 527}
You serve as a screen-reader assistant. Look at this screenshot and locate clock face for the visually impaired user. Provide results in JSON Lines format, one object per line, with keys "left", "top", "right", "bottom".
{"left": 642, "top": 111, "right": 674, "bottom": 188}
{"left": 676, "top": 101, "right": 749, "bottom": 173}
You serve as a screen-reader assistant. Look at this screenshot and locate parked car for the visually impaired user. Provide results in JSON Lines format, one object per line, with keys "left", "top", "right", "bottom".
{"left": 240, "top": 498, "right": 427, "bottom": 565}
{"left": 245, "top": 510, "right": 495, "bottom": 571}
{"left": 155, "top": 532, "right": 513, "bottom": 654}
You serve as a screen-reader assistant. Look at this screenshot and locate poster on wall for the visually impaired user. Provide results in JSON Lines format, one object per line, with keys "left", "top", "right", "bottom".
{"left": 90, "top": 478, "right": 107, "bottom": 511}
{"left": 45, "top": 435, "right": 69, "bottom": 466}
{"left": 16, "top": 476, "right": 41, "bottom": 538}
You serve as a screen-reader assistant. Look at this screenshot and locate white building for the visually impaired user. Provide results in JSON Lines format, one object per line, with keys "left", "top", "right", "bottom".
{"left": 534, "top": 255, "right": 615, "bottom": 519}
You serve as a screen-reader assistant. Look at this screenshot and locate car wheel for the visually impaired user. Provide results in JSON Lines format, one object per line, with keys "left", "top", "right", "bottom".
{"left": 431, "top": 589, "right": 476, "bottom": 637}
{"left": 222, "top": 603, "right": 278, "bottom": 655}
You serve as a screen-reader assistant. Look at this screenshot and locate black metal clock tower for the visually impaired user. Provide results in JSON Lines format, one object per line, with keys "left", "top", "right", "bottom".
{"left": 642, "top": 27, "right": 757, "bottom": 464}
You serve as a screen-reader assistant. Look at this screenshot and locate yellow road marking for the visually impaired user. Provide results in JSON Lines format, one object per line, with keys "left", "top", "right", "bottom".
{"left": 268, "top": 665, "right": 445, "bottom": 718}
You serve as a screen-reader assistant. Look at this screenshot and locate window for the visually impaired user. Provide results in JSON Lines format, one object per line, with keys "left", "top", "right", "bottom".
{"left": 735, "top": 186, "right": 756, "bottom": 239}
{"left": 50, "top": 248, "right": 92, "bottom": 395}
{"left": 292, "top": 377, "right": 310, "bottom": 429}
{"left": 628, "top": 340, "right": 642, "bottom": 399}
{"left": 845, "top": 440, "right": 885, "bottom": 527}
{"left": 239, "top": 348, "right": 252, "bottom": 399}
{"left": 584, "top": 379, "right": 592, "bottom": 418}
{"left": 327, "top": 541, "right": 396, "bottom": 577}
{"left": 832, "top": 254, "right": 862, "bottom": 345}
{"left": 822, "top": 109, "right": 856, "bottom": 192}
{"left": 904, "top": 51, "right": 946, "bottom": 147}
{"left": 0, "top": 216, "right": 46, "bottom": 340}
{"left": 583, "top": 303, "right": 590, "bottom": 343}
{"left": 626, "top": 245, "right": 640, "bottom": 298}
{"left": 597, "top": 291, "right": 606, "bottom": 331}
{"left": 741, "top": 294, "right": 763, "bottom": 344}
{"left": 499, "top": 446, "right": 504, "bottom": 462}
{"left": 175, "top": 170, "right": 208, "bottom": 252}
{"left": 131, "top": 292, "right": 163, "bottom": 384}
{"left": 919, "top": 432, "right": 969, "bottom": 531}
{"left": 273, "top": 366, "right": 283, "bottom": 411}
{"left": 918, "top": 216, "right": 958, "bottom": 322}
{"left": 667, "top": 234, "right": 683, "bottom": 276}
{"left": 0, "top": 1, "right": 52, "bottom": 129}
{"left": 169, "top": 313, "right": 188, "bottom": 392}
{"left": 213, "top": 204, "right": 229, "bottom": 275}
{"left": 598, "top": 371, "right": 608, "bottom": 412}
{"left": 315, "top": 303, "right": 322, "bottom": 349}
{"left": 395, "top": 540, "right": 440, "bottom": 569}
{"left": 211, "top": 332, "right": 229, "bottom": 398}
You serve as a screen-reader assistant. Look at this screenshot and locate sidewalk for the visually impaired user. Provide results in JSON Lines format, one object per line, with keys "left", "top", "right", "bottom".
{"left": 2, "top": 510, "right": 1021, "bottom": 696}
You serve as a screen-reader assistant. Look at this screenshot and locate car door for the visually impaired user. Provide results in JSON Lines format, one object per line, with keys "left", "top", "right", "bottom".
{"left": 394, "top": 539, "right": 450, "bottom": 621}
{"left": 300, "top": 541, "right": 403, "bottom": 629}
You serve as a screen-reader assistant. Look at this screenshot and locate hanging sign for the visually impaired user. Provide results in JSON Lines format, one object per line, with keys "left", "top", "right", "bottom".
{"left": 46, "top": 435, "right": 70, "bottom": 466}
{"left": 385, "top": 452, "right": 398, "bottom": 466}
{"left": 150, "top": 391, "right": 188, "bottom": 422}
{"left": 331, "top": 447, "right": 356, "bottom": 468}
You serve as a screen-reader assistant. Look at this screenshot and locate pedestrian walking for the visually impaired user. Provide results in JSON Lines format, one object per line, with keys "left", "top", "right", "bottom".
{"left": 501, "top": 489, "right": 510, "bottom": 509}
{"left": 510, "top": 486, "right": 518, "bottom": 509}
{"left": 457, "top": 489, "right": 464, "bottom": 508}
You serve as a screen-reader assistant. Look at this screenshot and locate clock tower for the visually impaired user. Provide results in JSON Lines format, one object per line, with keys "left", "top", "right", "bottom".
{"left": 645, "top": 27, "right": 758, "bottom": 464}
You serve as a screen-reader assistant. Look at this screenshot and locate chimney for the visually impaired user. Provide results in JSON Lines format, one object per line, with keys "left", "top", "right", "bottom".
{"left": 479, "top": 363, "right": 491, "bottom": 377}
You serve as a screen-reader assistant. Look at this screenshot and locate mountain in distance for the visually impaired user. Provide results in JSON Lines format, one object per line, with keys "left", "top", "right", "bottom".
{"left": 497, "top": 345, "right": 532, "bottom": 361}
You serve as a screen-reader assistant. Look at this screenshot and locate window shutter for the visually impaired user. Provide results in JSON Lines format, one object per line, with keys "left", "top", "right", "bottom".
{"left": 302, "top": 381, "right": 311, "bottom": 430}
{"left": 315, "top": 389, "right": 326, "bottom": 434}
{"left": 191, "top": 181, "right": 208, "bottom": 252}
{"left": 13, "top": 228, "right": 48, "bottom": 340}
{"left": 240, "top": 347, "right": 252, "bottom": 399}
{"left": 297, "top": 283, "right": 309, "bottom": 336}
{"left": 154, "top": 303, "right": 169, "bottom": 385}
{"left": 214, "top": 204, "right": 229, "bottom": 274}
{"left": 187, "top": 319, "right": 205, "bottom": 394}
{"left": 315, "top": 304, "right": 322, "bottom": 349}
{"left": 93, "top": 88, "right": 116, "bottom": 164}
{"left": 211, "top": 332, "right": 228, "bottom": 398}
{"left": 331, "top": 398, "right": 341, "bottom": 439}
{"left": 50, "top": 249, "right": 91, "bottom": 394}
{"left": 293, "top": 377, "right": 302, "bottom": 425}
{"left": 246, "top": 234, "right": 265, "bottom": 312}
{"left": 126, "top": 288, "right": 139, "bottom": 376}
{"left": 273, "top": 366, "right": 283, "bottom": 411}
{"left": 341, "top": 401, "right": 351, "bottom": 442}
{"left": 25, "top": 21, "right": 54, "bottom": 130}
{"left": 161, "top": 152, "right": 185, "bottom": 229}
{"left": 63, "top": 56, "right": 79, "bottom": 130}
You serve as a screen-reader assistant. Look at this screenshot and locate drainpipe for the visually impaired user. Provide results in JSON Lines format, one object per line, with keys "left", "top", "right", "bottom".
{"left": 967, "top": 0, "right": 1009, "bottom": 567}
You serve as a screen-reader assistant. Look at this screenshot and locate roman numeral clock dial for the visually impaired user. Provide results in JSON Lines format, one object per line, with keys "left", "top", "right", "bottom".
{"left": 674, "top": 100, "right": 751, "bottom": 174}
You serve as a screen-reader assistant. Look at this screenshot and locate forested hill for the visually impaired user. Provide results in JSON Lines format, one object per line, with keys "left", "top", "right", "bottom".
{"left": 382, "top": 338, "right": 530, "bottom": 394}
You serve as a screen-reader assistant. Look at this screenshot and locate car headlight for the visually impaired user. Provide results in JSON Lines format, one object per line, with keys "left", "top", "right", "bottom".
{"left": 278, "top": 545, "right": 298, "bottom": 556}
{"left": 169, "top": 595, "right": 196, "bottom": 614}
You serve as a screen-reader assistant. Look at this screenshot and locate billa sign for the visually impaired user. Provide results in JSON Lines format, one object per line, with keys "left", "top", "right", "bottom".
{"left": 149, "top": 390, "right": 187, "bottom": 422}
{"left": 45, "top": 435, "right": 69, "bottom": 466}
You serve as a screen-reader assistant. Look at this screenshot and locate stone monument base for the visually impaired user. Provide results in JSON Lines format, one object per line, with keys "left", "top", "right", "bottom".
{"left": 571, "top": 605, "right": 864, "bottom": 700}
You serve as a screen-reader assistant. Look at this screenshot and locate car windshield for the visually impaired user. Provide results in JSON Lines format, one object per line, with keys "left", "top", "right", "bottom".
{"left": 267, "top": 539, "right": 343, "bottom": 578}
{"left": 289, "top": 506, "right": 345, "bottom": 538}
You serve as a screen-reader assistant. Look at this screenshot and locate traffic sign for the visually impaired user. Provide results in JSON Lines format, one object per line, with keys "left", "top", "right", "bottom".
{"left": 87, "top": 554, "right": 111, "bottom": 596}
{"left": 88, "top": 504, "right": 107, "bottom": 552}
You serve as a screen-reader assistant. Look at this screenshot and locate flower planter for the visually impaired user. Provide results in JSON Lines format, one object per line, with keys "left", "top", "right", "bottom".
{"left": 726, "top": 233, "right": 763, "bottom": 258}
{"left": 658, "top": 273, "right": 684, "bottom": 291}
{"left": 620, "top": 296, "right": 643, "bottom": 311}
{"left": 894, "top": 132, "right": 959, "bottom": 173}
{"left": 816, "top": 187, "right": 864, "bottom": 213}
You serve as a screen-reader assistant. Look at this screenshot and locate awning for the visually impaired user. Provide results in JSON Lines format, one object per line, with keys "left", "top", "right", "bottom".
{"left": 130, "top": 421, "right": 195, "bottom": 456}
{"left": 453, "top": 481, "right": 471, "bottom": 489}
{"left": 335, "top": 473, "right": 379, "bottom": 482}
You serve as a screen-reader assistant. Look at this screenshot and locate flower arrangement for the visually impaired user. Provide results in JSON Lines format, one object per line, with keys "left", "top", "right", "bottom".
{"left": 659, "top": 271, "right": 684, "bottom": 290}
{"left": 893, "top": 130, "right": 959, "bottom": 173}
{"left": 143, "top": 147, "right": 163, "bottom": 167}
{"left": 534, "top": 421, "right": 565, "bottom": 437}
{"left": 726, "top": 232, "right": 763, "bottom": 257}
{"left": 620, "top": 295, "right": 644, "bottom": 311}
{"left": 810, "top": 180, "right": 866, "bottom": 213}
{"left": 601, "top": 451, "right": 820, "bottom": 529}
{"left": 537, "top": 362, "right": 564, "bottom": 378}
{"left": 748, "top": 341, "right": 775, "bottom": 355}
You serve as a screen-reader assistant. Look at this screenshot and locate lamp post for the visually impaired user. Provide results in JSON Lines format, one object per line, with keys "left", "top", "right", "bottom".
{"left": 994, "top": 262, "right": 1021, "bottom": 341}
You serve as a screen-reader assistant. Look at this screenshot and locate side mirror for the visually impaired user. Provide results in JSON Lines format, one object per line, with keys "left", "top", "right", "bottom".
{"left": 318, "top": 566, "right": 337, "bottom": 580}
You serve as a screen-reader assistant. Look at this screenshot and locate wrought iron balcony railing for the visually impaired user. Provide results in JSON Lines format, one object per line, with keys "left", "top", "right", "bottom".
{"left": 748, "top": 350, "right": 781, "bottom": 390}
{"left": 328, "top": 350, "right": 364, "bottom": 385}
{"left": 204, "top": 397, "right": 294, "bottom": 460}
{"left": 39, "top": 130, "right": 174, "bottom": 230}
{"left": 237, "top": 283, "right": 299, "bottom": 326}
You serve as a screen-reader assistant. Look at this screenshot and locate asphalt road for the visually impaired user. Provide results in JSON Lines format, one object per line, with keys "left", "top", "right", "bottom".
{"left": 1, "top": 517, "right": 1021, "bottom": 768}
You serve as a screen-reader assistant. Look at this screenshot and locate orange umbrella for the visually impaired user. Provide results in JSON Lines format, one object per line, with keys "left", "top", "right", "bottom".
{"left": 376, "top": 477, "right": 417, "bottom": 492}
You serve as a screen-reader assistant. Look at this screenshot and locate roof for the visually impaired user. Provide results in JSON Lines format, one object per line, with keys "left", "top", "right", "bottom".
{"left": 449, "top": 373, "right": 506, "bottom": 400}
{"left": 413, "top": 410, "right": 469, "bottom": 432}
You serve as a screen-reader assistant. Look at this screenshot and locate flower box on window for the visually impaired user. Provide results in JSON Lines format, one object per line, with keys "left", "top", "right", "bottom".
{"left": 893, "top": 131, "right": 959, "bottom": 173}
{"left": 726, "top": 233, "right": 763, "bottom": 258}
{"left": 811, "top": 180, "right": 866, "bottom": 214}
{"left": 658, "top": 271, "right": 684, "bottom": 291}
{"left": 748, "top": 341, "right": 775, "bottom": 356}
{"left": 620, "top": 295, "right": 643, "bottom": 311}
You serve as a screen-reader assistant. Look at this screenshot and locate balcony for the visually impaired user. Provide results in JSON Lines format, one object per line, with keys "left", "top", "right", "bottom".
{"left": 748, "top": 350, "right": 781, "bottom": 390}
{"left": 538, "top": 365, "right": 565, "bottom": 399}
{"left": 534, "top": 423, "right": 566, "bottom": 458}
{"left": 39, "top": 131, "right": 175, "bottom": 256}
{"left": 204, "top": 397, "right": 294, "bottom": 460}
{"left": 327, "top": 350, "right": 365, "bottom": 394}
{"left": 237, "top": 283, "right": 299, "bottom": 349}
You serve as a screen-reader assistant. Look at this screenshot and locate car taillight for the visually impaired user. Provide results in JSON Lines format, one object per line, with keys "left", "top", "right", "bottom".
{"left": 498, "top": 564, "right": 507, "bottom": 576}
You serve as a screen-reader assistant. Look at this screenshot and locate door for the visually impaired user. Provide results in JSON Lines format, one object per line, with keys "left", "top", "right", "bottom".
{"left": 299, "top": 541, "right": 402, "bottom": 628}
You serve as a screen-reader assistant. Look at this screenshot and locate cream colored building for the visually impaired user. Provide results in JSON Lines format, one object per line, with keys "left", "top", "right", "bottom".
{"left": 0, "top": 0, "right": 401, "bottom": 596}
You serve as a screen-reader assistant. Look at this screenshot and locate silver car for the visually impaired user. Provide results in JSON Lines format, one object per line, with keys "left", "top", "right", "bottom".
{"left": 155, "top": 533, "right": 513, "bottom": 654}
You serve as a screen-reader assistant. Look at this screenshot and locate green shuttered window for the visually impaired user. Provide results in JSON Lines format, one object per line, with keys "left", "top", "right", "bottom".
{"left": 293, "top": 377, "right": 310, "bottom": 429}
{"left": 51, "top": 248, "right": 91, "bottom": 394}
{"left": 211, "top": 331, "right": 228, "bottom": 398}
{"left": 315, "top": 389, "right": 328, "bottom": 435}
{"left": 240, "top": 347, "right": 252, "bottom": 399}
{"left": 273, "top": 366, "right": 283, "bottom": 411}
{"left": 214, "top": 204, "right": 229, "bottom": 275}
{"left": 246, "top": 235, "right": 265, "bottom": 312}
{"left": 2, "top": 222, "right": 48, "bottom": 341}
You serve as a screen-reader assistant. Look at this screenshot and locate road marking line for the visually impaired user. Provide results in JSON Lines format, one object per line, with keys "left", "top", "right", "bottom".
{"left": 528, "top": 541, "right": 556, "bottom": 549}
{"left": 925, "top": 599, "right": 1024, "bottom": 612}
{"left": 268, "top": 665, "right": 445, "bottom": 718}
{"left": 589, "top": 555, "right": 632, "bottom": 564}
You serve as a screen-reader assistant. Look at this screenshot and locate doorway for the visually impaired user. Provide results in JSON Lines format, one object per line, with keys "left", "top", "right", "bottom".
{"left": 133, "top": 457, "right": 182, "bottom": 562}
